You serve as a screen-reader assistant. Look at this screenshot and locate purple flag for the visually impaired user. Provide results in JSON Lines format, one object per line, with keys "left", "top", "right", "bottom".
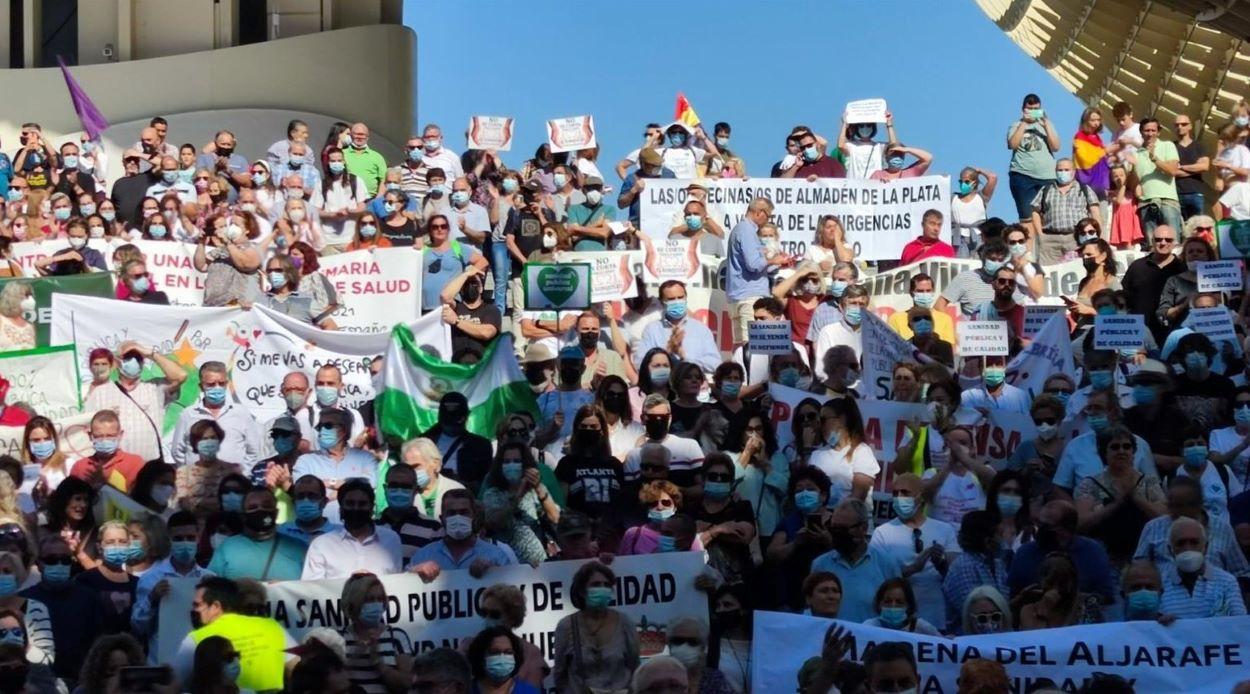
{"left": 57, "top": 56, "right": 109, "bottom": 140}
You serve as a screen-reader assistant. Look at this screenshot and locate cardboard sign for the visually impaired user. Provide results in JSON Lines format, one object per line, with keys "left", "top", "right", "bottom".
{"left": 466, "top": 115, "right": 514, "bottom": 151}
{"left": 957, "top": 320, "right": 1009, "bottom": 356}
{"left": 1022, "top": 304, "right": 1065, "bottom": 340}
{"left": 1094, "top": 314, "right": 1146, "bottom": 349}
{"left": 1196, "top": 260, "right": 1244, "bottom": 292}
{"left": 523, "top": 262, "right": 592, "bottom": 310}
{"left": 546, "top": 115, "right": 596, "bottom": 153}
{"left": 747, "top": 321, "right": 793, "bottom": 355}
{"left": 844, "top": 98, "right": 888, "bottom": 124}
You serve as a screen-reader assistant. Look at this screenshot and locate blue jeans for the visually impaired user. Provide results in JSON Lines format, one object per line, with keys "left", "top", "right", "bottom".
{"left": 488, "top": 240, "right": 511, "bottom": 314}
{"left": 1008, "top": 171, "right": 1052, "bottom": 221}
{"left": 1139, "top": 198, "right": 1183, "bottom": 245}
{"left": 1179, "top": 192, "right": 1205, "bottom": 221}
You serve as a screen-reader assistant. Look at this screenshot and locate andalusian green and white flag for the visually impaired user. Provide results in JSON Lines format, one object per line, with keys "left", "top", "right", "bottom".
{"left": 376, "top": 328, "right": 538, "bottom": 446}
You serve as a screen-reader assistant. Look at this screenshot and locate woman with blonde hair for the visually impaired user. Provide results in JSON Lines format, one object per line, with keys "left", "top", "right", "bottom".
{"left": 0, "top": 478, "right": 25, "bottom": 533}
{"left": 339, "top": 572, "right": 412, "bottom": 692}
{"left": 804, "top": 215, "right": 854, "bottom": 271}
{"left": 20, "top": 416, "right": 65, "bottom": 509}
{"left": 0, "top": 281, "right": 35, "bottom": 351}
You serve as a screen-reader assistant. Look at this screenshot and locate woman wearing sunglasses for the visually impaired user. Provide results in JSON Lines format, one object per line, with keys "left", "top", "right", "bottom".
{"left": 1073, "top": 424, "right": 1165, "bottom": 568}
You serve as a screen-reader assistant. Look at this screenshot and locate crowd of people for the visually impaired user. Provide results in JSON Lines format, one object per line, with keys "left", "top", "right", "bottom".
{"left": 0, "top": 90, "right": 1248, "bottom": 694}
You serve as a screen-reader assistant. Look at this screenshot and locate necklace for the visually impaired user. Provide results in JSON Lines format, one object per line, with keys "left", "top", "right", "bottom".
{"left": 723, "top": 637, "right": 751, "bottom": 688}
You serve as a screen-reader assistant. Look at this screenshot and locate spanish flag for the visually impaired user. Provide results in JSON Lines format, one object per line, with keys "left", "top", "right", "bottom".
{"left": 675, "top": 92, "right": 701, "bottom": 128}
{"left": 1073, "top": 130, "right": 1109, "bottom": 191}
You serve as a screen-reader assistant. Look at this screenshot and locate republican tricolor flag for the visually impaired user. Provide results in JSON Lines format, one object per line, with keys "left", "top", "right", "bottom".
{"left": 675, "top": 92, "right": 701, "bottom": 127}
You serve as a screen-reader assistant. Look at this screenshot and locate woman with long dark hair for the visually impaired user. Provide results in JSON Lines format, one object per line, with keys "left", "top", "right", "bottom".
{"left": 808, "top": 397, "right": 878, "bottom": 506}
{"left": 629, "top": 348, "right": 674, "bottom": 422}
{"left": 40, "top": 476, "right": 97, "bottom": 569}
{"left": 481, "top": 441, "right": 560, "bottom": 565}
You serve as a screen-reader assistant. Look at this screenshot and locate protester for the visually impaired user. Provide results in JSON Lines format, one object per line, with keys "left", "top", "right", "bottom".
{"left": 553, "top": 561, "right": 640, "bottom": 693}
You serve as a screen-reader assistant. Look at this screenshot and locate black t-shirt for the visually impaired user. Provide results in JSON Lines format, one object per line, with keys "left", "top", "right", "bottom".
{"left": 110, "top": 173, "right": 155, "bottom": 226}
{"left": 452, "top": 300, "right": 501, "bottom": 356}
{"left": 382, "top": 218, "right": 421, "bottom": 247}
{"left": 1176, "top": 140, "right": 1206, "bottom": 194}
{"left": 1124, "top": 400, "right": 1189, "bottom": 457}
{"left": 669, "top": 402, "right": 707, "bottom": 438}
{"left": 556, "top": 453, "right": 625, "bottom": 521}
{"left": 509, "top": 210, "right": 544, "bottom": 275}
{"left": 74, "top": 568, "right": 138, "bottom": 634}
{"left": 1172, "top": 372, "right": 1236, "bottom": 430}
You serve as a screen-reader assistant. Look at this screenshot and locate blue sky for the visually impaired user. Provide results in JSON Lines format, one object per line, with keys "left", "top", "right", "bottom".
{"left": 403, "top": 0, "right": 1084, "bottom": 219}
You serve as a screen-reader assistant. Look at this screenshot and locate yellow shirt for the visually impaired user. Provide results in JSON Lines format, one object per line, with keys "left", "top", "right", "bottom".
{"left": 192, "top": 613, "right": 289, "bottom": 692}
{"left": 887, "top": 308, "right": 956, "bottom": 344}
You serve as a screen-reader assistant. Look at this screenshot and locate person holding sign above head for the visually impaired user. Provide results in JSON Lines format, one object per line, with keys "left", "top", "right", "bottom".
{"left": 634, "top": 280, "right": 722, "bottom": 376}
{"left": 1158, "top": 516, "right": 1247, "bottom": 620}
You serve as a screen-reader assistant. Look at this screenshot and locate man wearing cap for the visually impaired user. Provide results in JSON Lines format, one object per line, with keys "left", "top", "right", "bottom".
{"left": 657, "top": 122, "right": 715, "bottom": 179}
{"left": 521, "top": 342, "right": 557, "bottom": 395}
{"left": 83, "top": 340, "right": 188, "bottom": 462}
{"left": 418, "top": 392, "right": 493, "bottom": 493}
{"left": 440, "top": 264, "right": 500, "bottom": 358}
{"left": 109, "top": 152, "right": 157, "bottom": 225}
{"left": 618, "top": 146, "right": 675, "bottom": 228}
{"left": 548, "top": 510, "right": 600, "bottom": 561}
{"left": 566, "top": 175, "right": 617, "bottom": 251}
{"left": 537, "top": 346, "right": 596, "bottom": 455}
{"left": 250, "top": 414, "right": 304, "bottom": 495}
{"left": 727, "top": 197, "right": 790, "bottom": 347}
{"left": 292, "top": 408, "right": 378, "bottom": 523}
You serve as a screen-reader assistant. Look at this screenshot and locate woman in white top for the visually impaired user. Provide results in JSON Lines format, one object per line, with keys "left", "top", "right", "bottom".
{"left": 575, "top": 145, "right": 606, "bottom": 185}
{"left": 249, "top": 160, "right": 282, "bottom": 219}
{"left": 804, "top": 215, "right": 855, "bottom": 272}
{"left": 839, "top": 112, "right": 895, "bottom": 180}
{"left": 808, "top": 398, "right": 879, "bottom": 507}
{"left": 1209, "top": 386, "right": 1250, "bottom": 495}
{"left": 950, "top": 166, "right": 998, "bottom": 258}
{"left": 0, "top": 282, "right": 35, "bottom": 352}
{"left": 22, "top": 416, "right": 68, "bottom": 512}
{"left": 278, "top": 198, "right": 324, "bottom": 252}
{"left": 921, "top": 425, "right": 994, "bottom": 525}
{"left": 319, "top": 146, "right": 369, "bottom": 251}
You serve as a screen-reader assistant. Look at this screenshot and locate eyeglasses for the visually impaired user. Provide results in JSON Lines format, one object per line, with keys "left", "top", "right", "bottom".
{"left": 506, "top": 427, "right": 528, "bottom": 437}
{"left": 1033, "top": 417, "right": 1058, "bottom": 426}
{"left": 429, "top": 224, "right": 449, "bottom": 230}
{"left": 974, "top": 612, "right": 1004, "bottom": 626}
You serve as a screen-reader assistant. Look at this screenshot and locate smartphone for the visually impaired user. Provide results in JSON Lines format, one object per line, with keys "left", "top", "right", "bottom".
{"left": 118, "top": 666, "right": 172, "bottom": 690}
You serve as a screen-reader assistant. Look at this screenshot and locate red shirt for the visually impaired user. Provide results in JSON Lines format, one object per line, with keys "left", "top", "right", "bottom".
{"left": 70, "top": 452, "right": 147, "bottom": 493}
{"left": 785, "top": 298, "right": 818, "bottom": 344}
{"left": 899, "top": 237, "right": 955, "bottom": 266}
{"left": 0, "top": 407, "right": 31, "bottom": 427}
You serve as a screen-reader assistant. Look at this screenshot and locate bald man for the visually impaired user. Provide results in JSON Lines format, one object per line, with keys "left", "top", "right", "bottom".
{"left": 1159, "top": 516, "right": 1246, "bottom": 619}
{"left": 343, "top": 122, "right": 387, "bottom": 196}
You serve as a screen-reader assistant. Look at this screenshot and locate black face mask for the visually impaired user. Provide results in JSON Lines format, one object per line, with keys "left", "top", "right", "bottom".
{"left": 830, "top": 529, "right": 858, "bottom": 556}
{"left": 575, "top": 429, "right": 601, "bottom": 448}
{"left": 440, "top": 409, "right": 467, "bottom": 431}
{"left": 341, "top": 508, "right": 374, "bottom": 531}
{"left": 601, "top": 391, "right": 628, "bottom": 414}
{"left": 1036, "top": 525, "right": 1059, "bottom": 551}
{"left": 1082, "top": 257, "right": 1100, "bottom": 273}
{"left": 713, "top": 610, "right": 743, "bottom": 630}
{"left": 560, "top": 366, "right": 584, "bottom": 385}
{"left": 190, "top": 609, "right": 204, "bottom": 629}
{"left": 526, "top": 366, "right": 552, "bottom": 386}
{"left": 217, "top": 147, "right": 234, "bottom": 158}
{"left": 644, "top": 416, "right": 670, "bottom": 441}
{"left": 244, "top": 509, "right": 276, "bottom": 534}
{"left": 578, "top": 332, "right": 598, "bottom": 351}
{"left": 461, "top": 283, "right": 482, "bottom": 303}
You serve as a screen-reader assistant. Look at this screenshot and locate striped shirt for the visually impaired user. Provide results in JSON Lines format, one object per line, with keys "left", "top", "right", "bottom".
{"left": 1159, "top": 563, "right": 1247, "bottom": 619}
{"left": 1133, "top": 515, "right": 1250, "bottom": 578}
{"left": 623, "top": 435, "right": 706, "bottom": 489}
{"left": 380, "top": 507, "right": 443, "bottom": 567}
{"left": 20, "top": 598, "right": 54, "bottom": 666}
{"left": 343, "top": 628, "right": 413, "bottom": 694}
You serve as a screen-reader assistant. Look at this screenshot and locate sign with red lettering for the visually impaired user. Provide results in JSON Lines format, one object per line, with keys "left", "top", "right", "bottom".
{"left": 319, "top": 248, "right": 423, "bottom": 333}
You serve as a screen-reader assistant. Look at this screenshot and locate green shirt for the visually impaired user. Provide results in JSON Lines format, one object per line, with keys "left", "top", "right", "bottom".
{"left": 1007, "top": 120, "right": 1056, "bottom": 180}
{"left": 1137, "top": 140, "right": 1180, "bottom": 201}
{"left": 206, "top": 534, "right": 307, "bottom": 581}
{"left": 343, "top": 146, "right": 388, "bottom": 196}
{"left": 567, "top": 202, "right": 616, "bottom": 251}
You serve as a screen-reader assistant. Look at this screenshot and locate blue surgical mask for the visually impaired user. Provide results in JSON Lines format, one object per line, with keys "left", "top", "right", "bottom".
{"left": 196, "top": 439, "right": 221, "bottom": 459}
{"left": 892, "top": 496, "right": 918, "bottom": 520}
{"left": 778, "top": 367, "right": 800, "bottom": 387}
{"left": 127, "top": 539, "right": 146, "bottom": 563}
{"left": 1086, "top": 414, "right": 1110, "bottom": 433}
{"left": 162, "top": 170, "right": 177, "bottom": 184}
{"left": 1008, "top": 243, "right": 1027, "bottom": 258}
{"left": 294, "top": 499, "right": 322, "bottom": 522}
{"left": 5, "top": 189, "right": 22, "bottom": 202}
{"left": 359, "top": 601, "right": 387, "bottom": 627}
{"left": 716, "top": 136, "right": 730, "bottom": 147}
{"left": 132, "top": 276, "right": 151, "bottom": 294}
{"left": 803, "top": 146, "right": 819, "bottom": 162}
{"left": 386, "top": 489, "right": 412, "bottom": 509}
{"left": 221, "top": 491, "right": 244, "bottom": 513}
{"left": 983, "top": 259, "right": 1005, "bottom": 275}
{"left": 1089, "top": 370, "right": 1113, "bottom": 390}
{"left": 887, "top": 156, "right": 906, "bottom": 169}
{"left": 268, "top": 271, "right": 287, "bottom": 290}
{"left": 502, "top": 179, "right": 518, "bottom": 194}
{"left": 657, "top": 535, "right": 677, "bottom": 552}
{"left": 172, "top": 541, "right": 197, "bottom": 564}
{"left": 844, "top": 306, "right": 864, "bottom": 326}
{"left": 912, "top": 318, "right": 934, "bottom": 336}
{"left": 29, "top": 440, "right": 56, "bottom": 460}
{"left": 795, "top": 490, "right": 822, "bottom": 514}
{"left": 648, "top": 507, "right": 675, "bottom": 523}
{"left": 318, "top": 427, "right": 340, "bottom": 449}
{"left": 204, "top": 385, "right": 227, "bottom": 405}
{"left": 1126, "top": 589, "right": 1161, "bottom": 618}
{"left": 501, "top": 461, "right": 524, "bottom": 483}
{"left": 251, "top": 172, "right": 268, "bottom": 186}
{"left": 315, "top": 386, "right": 339, "bottom": 407}
{"left": 329, "top": 161, "right": 345, "bottom": 175}
{"left": 957, "top": 180, "right": 973, "bottom": 195}
{"left": 1132, "top": 385, "right": 1156, "bottom": 406}
{"left": 668, "top": 133, "right": 687, "bottom": 147}
{"left": 664, "top": 300, "right": 687, "bottom": 323}
{"left": 148, "top": 224, "right": 167, "bottom": 238}
{"left": 1056, "top": 170, "right": 1074, "bottom": 185}
{"left": 879, "top": 606, "right": 908, "bottom": 627}
{"left": 0, "top": 576, "right": 16, "bottom": 598}
{"left": 92, "top": 438, "right": 119, "bottom": 456}
{"left": 451, "top": 190, "right": 470, "bottom": 206}
{"left": 101, "top": 209, "right": 116, "bottom": 222}
{"left": 416, "top": 468, "right": 431, "bottom": 490}
{"left": 80, "top": 203, "right": 96, "bottom": 216}
{"left": 996, "top": 494, "right": 1023, "bottom": 517}
{"left": 1183, "top": 445, "right": 1208, "bottom": 468}
{"left": 273, "top": 434, "right": 297, "bottom": 455}
{"left": 685, "top": 215, "right": 703, "bottom": 231}
{"left": 42, "top": 563, "right": 71, "bottom": 584}
{"left": 1185, "top": 352, "right": 1209, "bottom": 375}
{"left": 223, "top": 658, "right": 241, "bottom": 683}
{"left": 720, "top": 381, "right": 742, "bottom": 398}
{"left": 704, "top": 481, "right": 731, "bottom": 499}
{"left": 983, "top": 367, "right": 1007, "bottom": 388}
{"left": 586, "top": 586, "right": 614, "bottom": 609}
{"left": 360, "top": 223, "right": 377, "bottom": 238}
{"left": 553, "top": 173, "right": 568, "bottom": 188}
{"left": 484, "top": 654, "right": 516, "bottom": 681}
{"left": 830, "top": 280, "right": 848, "bottom": 297}
{"left": 912, "top": 291, "right": 935, "bottom": 308}
{"left": 1235, "top": 405, "right": 1250, "bottom": 425}
{"left": 102, "top": 546, "right": 130, "bottom": 566}
{"left": 54, "top": 207, "right": 71, "bottom": 221}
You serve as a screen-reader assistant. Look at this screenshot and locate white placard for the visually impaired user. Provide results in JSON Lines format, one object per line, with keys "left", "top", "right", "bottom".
{"left": 747, "top": 320, "right": 793, "bottom": 355}
{"left": 957, "top": 320, "right": 1009, "bottom": 356}
{"left": 844, "top": 98, "right": 888, "bottom": 124}
{"left": 1094, "top": 314, "right": 1146, "bottom": 349}
{"left": 1196, "top": 259, "right": 1244, "bottom": 292}
{"left": 1022, "top": 304, "right": 1065, "bottom": 340}
{"left": 546, "top": 115, "right": 596, "bottom": 153}
{"left": 1185, "top": 306, "right": 1238, "bottom": 342}
{"left": 466, "top": 115, "right": 514, "bottom": 151}
{"left": 643, "top": 237, "right": 701, "bottom": 283}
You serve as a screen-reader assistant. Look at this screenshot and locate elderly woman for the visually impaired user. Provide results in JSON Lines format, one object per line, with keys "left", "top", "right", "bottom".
{"left": 553, "top": 561, "right": 639, "bottom": 693}
{"left": 1016, "top": 552, "right": 1104, "bottom": 628}
{"left": 1074, "top": 424, "right": 1165, "bottom": 566}
{"left": 864, "top": 577, "right": 941, "bottom": 635}
{"left": 0, "top": 282, "right": 35, "bottom": 351}
{"left": 1158, "top": 236, "right": 1215, "bottom": 330}
{"left": 665, "top": 616, "right": 736, "bottom": 694}
{"left": 467, "top": 626, "right": 539, "bottom": 694}
{"left": 340, "top": 572, "right": 412, "bottom": 692}
{"left": 461, "top": 584, "right": 547, "bottom": 688}
{"left": 961, "top": 585, "right": 1013, "bottom": 635}
{"left": 619, "top": 480, "right": 685, "bottom": 555}
{"left": 401, "top": 437, "right": 465, "bottom": 520}
{"left": 194, "top": 212, "right": 262, "bottom": 307}
{"left": 0, "top": 552, "right": 53, "bottom": 666}
{"left": 802, "top": 571, "right": 843, "bottom": 619}
{"left": 176, "top": 420, "right": 243, "bottom": 518}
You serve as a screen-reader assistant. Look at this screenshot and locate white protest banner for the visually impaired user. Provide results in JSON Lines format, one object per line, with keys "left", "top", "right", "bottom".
{"left": 857, "top": 399, "right": 929, "bottom": 464}
{"left": 523, "top": 262, "right": 592, "bottom": 311}
{"left": 1094, "top": 314, "right": 1146, "bottom": 350}
{"left": 767, "top": 383, "right": 831, "bottom": 452}
{"left": 0, "top": 345, "right": 80, "bottom": 420}
{"left": 319, "top": 247, "right": 423, "bottom": 333}
{"left": 546, "top": 115, "right": 596, "bottom": 153}
{"left": 1216, "top": 218, "right": 1250, "bottom": 258}
{"left": 1022, "top": 305, "right": 1065, "bottom": 340}
{"left": 640, "top": 177, "right": 951, "bottom": 261}
{"left": 1185, "top": 306, "right": 1239, "bottom": 343}
{"left": 553, "top": 251, "right": 638, "bottom": 302}
{"left": 747, "top": 321, "right": 793, "bottom": 355}
{"left": 976, "top": 409, "right": 1038, "bottom": 464}
{"left": 1007, "top": 312, "right": 1076, "bottom": 399}
{"left": 844, "top": 98, "right": 888, "bottom": 124}
{"left": 126, "top": 240, "right": 206, "bottom": 306}
{"left": 1196, "top": 259, "right": 1244, "bottom": 292}
{"left": 10, "top": 238, "right": 113, "bottom": 277}
{"left": 0, "top": 411, "right": 92, "bottom": 462}
{"left": 158, "top": 552, "right": 709, "bottom": 672}
{"left": 466, "top": 115, "right": 514, "bottom": 151}
{"left": 642, "top": 237, "right": 701, "bottom": 283}
{"left": 861, "top": 311, "right": 925, "bottom": 400}
{"left": 957, "top": 320, "right": 1009, "bottom": 356}
{"left": 752, "top": 611, "right": 1250, "bottom": 694}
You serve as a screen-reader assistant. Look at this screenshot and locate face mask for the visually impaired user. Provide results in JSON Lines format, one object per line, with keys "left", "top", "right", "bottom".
{"left": 416, "top": 468, "right": 431, "bottom": 490}
{"left": 1086, "top": 414, "right": 1110, "bottom": 433}
{"left": 359, "top": 601, "right": 386, "bottom": 628}
{"left": 268, "top": 271, "right": 287, "bottom": 290}
{"left": 127, "top": 539, "right": 146, "bottom": 562}
{"left": 204, "top": 385, "right": 227, "bottom": 406}
{"left": 996, "top": 493, "right": 1023, "bottom": 517}
{"left": 801, "top": 280, "right": 821, "bottom": 295}
{"left": 795, "top": 490, "right": 822, "bottom": 514}
{"left": 721, "top": 381, "right": 742, "bottom": 399}
{"left": 803, "top": 146, "right": 819, "bottom": 162}
{"left": 553, "top": 173, "right": 568, "bottom": 188}
{"left": 716, "top": 135, "right": 731, "bottom": 147}
{"left": 648, "top": 506, "right": 676, "bottom": 524}
{"left": 484, "top": 653, "right": 516, "bottom": 681}
{"left": 855, "top": 125, "right": 875, "bottom": 139}
{"left": 88, "top": 225, "right": 105, "bottom": 238}
{"left": 586, "top": 586, "right": 614, "bottom": 609}
{"left": 315, "top": 386, "right": 339, "bottom": 407}
{"left": 1183, "top": 445, "right": 1208, "bottom": 468}
{"left": 668, "top": 643, "right": 702, "bottom": 668}
{"left": 887, "top": 156, "right": 906, "bottom": 169}
{"left": 685, "top": 214, "right": 703, "bottom": 230}
{"left": 1034, "top": 422, "right": 1060, "bottom": 441}
{"left": 5, "top": 189, "right": 22, "bottom": 202}
{"left": 461, "top": 283, "right": 482, "bottom": 303}
{"left": 53, "top": 207, "right": 72, "bottom": 221}
{"left": 668, "top": 133, "right": 687, "bottom": 147}
{"left": 444, "top": 514, "right": 473, "bottom": 540}
{"left": 983, "top": 367, "right": 1006, "bottom": 388}
{"left": 1237, "top": 116, "right": 1250, "bottom": 128}
{"left": 892, "top": 496, "right": 918, "bottom": 520}
{"left": 92, "top": 438, "right": 119, "bottom": 456}
{"left": 161, "top": 170, "right": 177, "bottom": 184}
{"left": 704, "top": 480, "right": 732, "bottom": 499}
{"left": 383, "top": 202, "right": 399, "bottom": 215}
{"left": 102, "top": 546, "right": 130, "bottom": 566}
{"left": 221, "top": 491, "right": 244, "bottom": 513}
{"left": 1006, "top": 242, "right": 1028, "bottom": 259}
{"left": 1185, "top": 352, "right": 1209, "bottom": 376}
{"left": 103, "top": 210, "right": 117, "bottom": 222}
{"left": 166, "top": 540, "right": 197, "bottom": 566}
{"left": 501, "top": 461, "right": 524, "bottom": 483}
{"left": 148, "top": 224, "right": 167, "bottom": 238}
{"left": 542, "top": 233, "right": 557, "bottom": 249}
{"left": 1126, "top": 588, "right": 1161, "bottom": 617}
{"left": 284, "top": 188, "right": 306, "bottom": 201}
{"left": 341, "top": 507, "right": 373, "bottom": 531}
{"left": 29, "top": 440, "right": 56, "bottom": 459}
{"left": 196, "top": 439, "right": 221, "bottom": 460}
{"left": 586, "top": 190, "right": 603, "bottom": 205}
{"left": 423, "top": 139, "right": 440, "bottom": 152}
{"left": 912, "top": 291, "right": 935, "bottom": 308}
{"left": 450, "top": 190, "right": 470, "bottom": 206}
{"left": 1089, "top": 370, "right": 1113, "bottom": 390}
{"left": 1175, "top": 549, "right": 1204, "bottom": 573}
{"left": 912, "top": 318, "right": 934, "bottom": 336}
{"left": 223, "top": 659, "right": 241, "bottom": 683}
{"left": 501, "top": 179, "right": 518, "bottom": 194}
{"left": 244, "top": 509, "right": 277, "bottom": 533}
{"left": 657, "top": 535, "right": 677, "bottom": 553}
{"left": 778, "top": 367, "right": 801, "bottom": 387}
{"left": 1082, "top": 257, "right": 1102, "bottom": 274}
{"left": 151, "top": 484, "right": 175, "bottom": 506}
{"left": 1132, "top": 385, "right": 1156, "bottom": 406}
{"left": 879, "top": 606, "right": 909, "bottom": 627}
{"left": 644, "top": 416, "right": 669, "bottom": 441}
{"left": 844, "top": 306, "right": 863, "bottom": 326}
{"left": 1056, "top": 170, "right": 1074, "bottom": 185}
{"left": 830, "top": 279, "right": 848, "bottom": 297}
{"left": 983, "top": 259, "right": 1005, "bottom": 275}
{"left": 1235, "top": 405, "right": 1250, "bottom": 425}
{"left": 664, "top": 300, "right": 687, "bottom": 323}
{"left": 957, "top": 180, "right": 974, "bottom": 195}
{"left": 318, "top": 427, "right": 340, "bottom": 450}
{"left": 291, "top": 498, "right": 321, "bottom": 522}
{"left": 42, "top": 563, "right": 70, "bottom": 584}
{"left": 1050, "top": 391, "right": 1071, "bottom": 408}
{"left": 80, "top": 202, "right": 96, "bottom": 215}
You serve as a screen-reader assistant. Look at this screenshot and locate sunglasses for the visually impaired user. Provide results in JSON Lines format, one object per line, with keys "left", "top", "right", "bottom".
{"left": 429, "top": 224, "right": 449, "bottom": 230}
{"left": 1033, "top": 417, "right": 1058, "bottom": 426}
{"left": 1154, "top": 237, "right": 1175, "bottom": 244}
{"left": 1107, "top": 442, "right": 1135, "bottom": 452}
{"left": 912, "top": 527, "right": 924, "bottom": 554}
{"left": 974, "top": 612, "right": 1004, "bottom": 626}
{"left": 668, "top": 637, "right": 701, "bottom": 647}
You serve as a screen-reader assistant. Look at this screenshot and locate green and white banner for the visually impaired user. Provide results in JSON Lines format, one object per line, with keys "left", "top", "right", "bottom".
{"left": 0, "top": 272, "right": 115, "bottom": 346}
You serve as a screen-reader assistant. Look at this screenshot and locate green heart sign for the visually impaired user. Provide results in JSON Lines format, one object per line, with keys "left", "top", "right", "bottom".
{"left": 1228, "top": 220, "right": 1250, "bottom": 257}
{"left": 537, "top": 265, "right": 580, "bottom": 306}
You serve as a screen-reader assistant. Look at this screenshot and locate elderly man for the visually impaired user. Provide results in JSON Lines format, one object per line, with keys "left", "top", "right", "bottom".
{"left": 266, "top": 118, "right": 311, "bottom": 169}
{"left": 145, "top": 155, "right": 196, "bottom": 203}
{"left": 266, "top": 370, "right": 315, "bottom": 451}
{"left": 343, "top": 122, "right": 387, "bottom": 196}
{"left": 810, "top": 499, "right": 902, "bottom": 623}
{"left": 446, "top": 175, "right": 490, "bottom": 251}
{"left": 726, "top": 197, "right": 789, "bottom": 347}
{"left": 401, "top": 436, "right": 466, "bottom": 521}
{"left": 410, "top": 489, "right": 514, "bottom": 580}
{"left": 420, "top": 122, "right": 463, "bottom": 181}
{"left": 869, "top": 473, "right": 957, "bottom": 630}
{"left": 282, "top": 140, "right": 322, "bottom": 193}
{"left": 1028, "top": 158, "right": 1100, "bottom": 264}
{"left": 196, "top": 130, "right": 251, "bottom": 189}
{"left": 170, "top": 361, "right": 262, "bottom": 467}
{"left": 84, "top": 342, "right": 186, "bottom": 462}
{"left": 634, "top": 280, "right": 722, "bottom": 375}
{"left": 1159, "top": 516, "right": 1246, "bottom": 619}
{"left": 1135, "top": 476, "right": 1250, "bottom": 577}
{"left": 292, "top": 409, "right": 377, "bottom": 522}
{"left": 631, "top": 655, "right": 689, "bottom": 694}
{"left": 1122, "top": 224, "right": 1183, "bottom": 344}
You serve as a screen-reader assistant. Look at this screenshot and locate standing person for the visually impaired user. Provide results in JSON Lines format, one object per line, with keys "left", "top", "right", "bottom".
{"left": 1007, "top": 94, "right": 1061, "bottom": 236}
{"left": 950, "top": 166, "right": 998, "bottom": 258}
{"left": 1173, "top": 113, "right": 1210, "bottom": 220}
{"left": 83, "top": 341, "right": 187, "bottom": 462}
{"left": 809, "top": 499, "right": 901, "bottom": 623}
{"left": 421, "top": 214, "right": 488, "bottom": 313}
{"left": 1072, "top": 107, "right": 1110, "bottom": 200}
{"left": 552, "top": 561, "right": 640, "bottom": 693}
{"left": 1122, "top": 224, "right": 1183, "bottom": 345}
{"left": 869, "top": 473, "right": 957, "bottom": 630}
{"left": 783, "top": 129, "right": 847, "bottom": 179}
{"left": 1137, "top": 117, "right": 1184, "bottom": 241}
{"left": 934, "top": 241, "right": 1011, "bottom": 319}
{"left": 898, "top": 209, "right": 955, "bottom": 265}
{"left": 1029, "top": 159, "right": 1101, "bottom": 265}
{"left": 207, "top": 487, "right": 306, "bottom": 581}
{"left": 726, "top": 197, "right": 789, "bottom": 348}
{"left": 302, "top": 480, "right": 402, "bottom": 580}
{"left": 634, "top": 281, "right": 722, "bottom": 375}
{"left": 342, "top": 123, "right": 387, "bottom": 197}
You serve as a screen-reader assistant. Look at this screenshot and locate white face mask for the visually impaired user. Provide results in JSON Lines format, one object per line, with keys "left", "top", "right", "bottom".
{"left": 20, "top": 296, "right": 35, "bottom": 313}
{"left": 542, "top": 234, "right": 557, "bottom": 249}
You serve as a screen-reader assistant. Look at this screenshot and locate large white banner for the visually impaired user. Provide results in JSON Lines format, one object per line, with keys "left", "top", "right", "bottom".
{"left": 157, "top": 552, "right": 709, "bottom": 670}
{"left": 0, "top": 345, "right": 80, "bottom": 420}
{"left": 860, "top": 311, "right": 926, "bottom": 400}
{"left": 320, "top": 248, "right": 424, "bottom": 334}
{"left": 125, "top": 240, "right": 206, "bottom": 306}
{"left": 10, "top": 238, "right": 114, "bottom": 277}
{"left": 639, "top": 177, "right": 951, "bottom": 261}
{"left": 753, "top": 611, "right": 1250, "bottom": 694}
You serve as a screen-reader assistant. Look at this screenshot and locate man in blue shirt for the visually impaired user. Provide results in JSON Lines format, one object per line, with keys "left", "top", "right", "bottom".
{"left": 1007, "top": 499, "right": 1116, "bottom": 602}
{"left": 727, "top": 197, "right": 789, "bottom": 347}
{"left": 409, "top": 488, "right": 514, "bottom": 580}
{"left": 634, "top": 280, "right": 723, "bottom": 375}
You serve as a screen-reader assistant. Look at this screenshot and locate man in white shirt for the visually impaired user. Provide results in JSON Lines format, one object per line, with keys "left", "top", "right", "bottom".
{"left": 84, "top": 342, "right": 187, "bottom": 462}
{"left": 623, "top": 394, "right": 705, "bottom": 496}
{"left": 132, "top": 512, "right": 213, "bottom": 660}
{"left": 657, "top": 122, "right": 713, "bottom": 179}
{"left": 869, "top": 473, "right": 958, "bottom": 629}
{"left": 302, "top": 479, "right": 402, "bottom": 580}
{"left": 813, "top": 285, "right": 869, "bottom": 382}
{"left": 960, "top": 355, "right": 1032, "bottom": 415}
{"left": 420, "top": 123, "right": 463, "bottom": 180}
{"left": 169, "top": 361, "right": 262, "bottom": 467}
